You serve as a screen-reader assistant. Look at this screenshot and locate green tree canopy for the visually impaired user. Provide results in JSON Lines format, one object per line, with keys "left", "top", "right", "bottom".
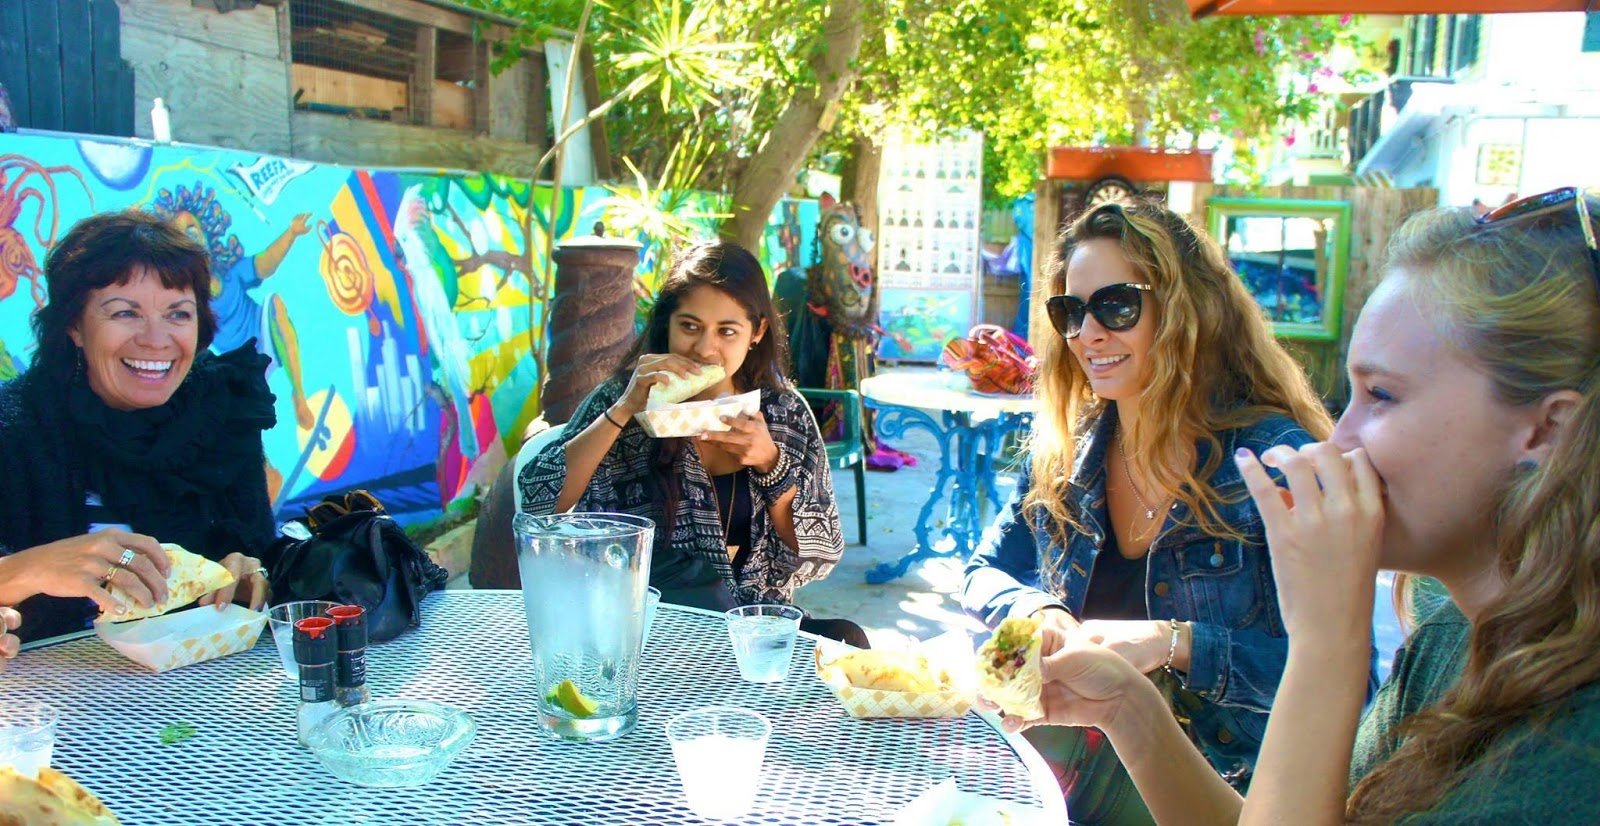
{"left": 469, "top": 0, "right": 1366, "bottom": 212}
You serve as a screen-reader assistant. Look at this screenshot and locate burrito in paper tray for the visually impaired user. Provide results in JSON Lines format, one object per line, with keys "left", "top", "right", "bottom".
{"left": 634, "top": 363, "right": 761, "bottom": 438}
{"left": 93, "top": 543, "right": 266, "bottom": 673}
{"left": 0, "top": 766, "right": 120, "bottom": 825}
{"left": 815, "top": 633, "right": 977, "bottom": 718}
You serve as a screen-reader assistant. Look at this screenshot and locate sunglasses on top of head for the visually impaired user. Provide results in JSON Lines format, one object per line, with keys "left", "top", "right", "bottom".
{"left": 1045, "top": 282, "right": 1153, "bottom": 340}
{"left": 1477, "top": 187, "right": 1599, "bottom": 291}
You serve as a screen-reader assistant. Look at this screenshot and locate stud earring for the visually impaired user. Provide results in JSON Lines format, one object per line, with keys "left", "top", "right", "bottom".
{"left": 1515, "top": 459, "right": 1539, "bottom": 472}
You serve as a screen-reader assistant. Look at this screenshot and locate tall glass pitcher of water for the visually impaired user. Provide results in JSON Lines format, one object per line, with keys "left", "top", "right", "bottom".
{"left": 514, "top": 512, "right": 654, "bottom": 742}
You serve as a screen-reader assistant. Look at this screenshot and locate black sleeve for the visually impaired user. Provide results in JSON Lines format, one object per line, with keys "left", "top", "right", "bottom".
{"left": 207, "top": 433, "right": 277, "bottom": 561}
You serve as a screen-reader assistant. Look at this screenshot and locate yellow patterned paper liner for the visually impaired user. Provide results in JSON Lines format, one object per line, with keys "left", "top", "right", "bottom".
{"left": 634, "top": 390, "right": 760, "bottom": 438}
{"left": 96, "top": 604, "right": 268, "bottom": 674}
{"left": 815, "top": 645, "right": 977, "bottom": 719}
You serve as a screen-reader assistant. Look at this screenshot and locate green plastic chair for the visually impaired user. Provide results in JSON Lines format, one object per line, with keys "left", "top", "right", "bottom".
{"left": 798, "top": 387, "right": 868, "bottom": 545}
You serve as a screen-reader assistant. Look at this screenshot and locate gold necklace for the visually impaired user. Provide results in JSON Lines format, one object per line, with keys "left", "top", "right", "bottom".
{"left": 708, "top": 470, "right": 741, "bottom": 559}
{"left": 1117, "top": 437, "right": 1159, "bottom": 521}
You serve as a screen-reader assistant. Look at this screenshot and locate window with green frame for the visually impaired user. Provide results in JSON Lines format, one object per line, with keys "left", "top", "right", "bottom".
{"left": 1208, "top": 198, "right": 1352, "bottom": 342}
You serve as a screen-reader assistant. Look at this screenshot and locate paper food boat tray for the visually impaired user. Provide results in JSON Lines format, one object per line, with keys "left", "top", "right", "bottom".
{"left": 814, "top": 641, "right": 976, "bottom": 719}
{"left": 96, "top": 604, "right": 267, "bottom": 674}
{"left": 633, "top": 389, "right": 760, "bottom": 438}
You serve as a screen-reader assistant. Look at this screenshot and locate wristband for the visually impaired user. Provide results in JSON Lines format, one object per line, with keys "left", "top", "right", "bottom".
{"left": 1163, "top": 618, "right": 1182, "bottom": 672}
{"left": 601, "top": 407, "right": 626, "bottom": 430}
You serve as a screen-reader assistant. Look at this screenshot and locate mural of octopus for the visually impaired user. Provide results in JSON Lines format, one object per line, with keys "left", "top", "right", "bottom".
{"left": 0, "top": 155, "right": 90, "bottom": 306}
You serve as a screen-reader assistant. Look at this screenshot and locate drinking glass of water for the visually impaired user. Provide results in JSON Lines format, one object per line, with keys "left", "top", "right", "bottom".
{"left": 666, "top": 706, "right": 770, "bottom": 820}
{"left": 725, "top": 605, "right": 802, "bottom": 683}
{"left": 0, "top": 700, "right": 58, "bottom": 779}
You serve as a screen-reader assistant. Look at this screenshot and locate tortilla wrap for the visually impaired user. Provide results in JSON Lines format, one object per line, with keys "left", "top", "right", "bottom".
{"left": 647, "top": 363, "right": 727, "bottom": 406}
{"left": 97, "top": 543, "right": 234, "bottom": 624}
{"left": 0, "top": 766, "right": 119, "bottom": 825}
{"left": 831, "top": 649, "right": 952, "bottom": 693}
{"left": 976, "top": 615, "right": 1045, "bottom": 719}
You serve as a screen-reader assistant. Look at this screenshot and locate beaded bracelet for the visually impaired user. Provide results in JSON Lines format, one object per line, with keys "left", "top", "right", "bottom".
{"left": 751, "top": 447, "right": 793, "bottom": 492}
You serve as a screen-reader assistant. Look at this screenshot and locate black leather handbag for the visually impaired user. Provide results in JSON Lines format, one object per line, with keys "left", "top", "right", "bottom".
{"left": 266, "top": 491, "right": 449, "bottom": 643}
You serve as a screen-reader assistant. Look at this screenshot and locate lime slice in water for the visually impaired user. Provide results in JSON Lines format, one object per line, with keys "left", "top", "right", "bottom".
{"left": 547, "top": 679, "right": 599, "bottom": 718}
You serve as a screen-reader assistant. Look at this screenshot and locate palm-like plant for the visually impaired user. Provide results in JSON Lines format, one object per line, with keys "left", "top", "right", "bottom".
{"left": 520, "top": 0, "right": 758, "bottom": 372}
{"left": 603, "top": 130, "right": 730, "bottom": 316}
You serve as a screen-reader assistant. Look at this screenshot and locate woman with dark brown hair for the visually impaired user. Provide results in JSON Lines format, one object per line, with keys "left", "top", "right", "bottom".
{"left": 520, "top": 240, "right": 860, "bottom": 644}
{"left": 0, "top": 210, "right": 278, "bottom": 644}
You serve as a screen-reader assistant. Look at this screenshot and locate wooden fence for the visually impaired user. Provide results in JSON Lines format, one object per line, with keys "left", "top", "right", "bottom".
{"left": 0, "top": 0, "right": 134, "bottom": 136}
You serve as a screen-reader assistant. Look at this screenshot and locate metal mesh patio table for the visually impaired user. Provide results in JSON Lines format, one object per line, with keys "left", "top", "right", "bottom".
{"left": 7, "top": 590, "right": 1067, "bottom": 824}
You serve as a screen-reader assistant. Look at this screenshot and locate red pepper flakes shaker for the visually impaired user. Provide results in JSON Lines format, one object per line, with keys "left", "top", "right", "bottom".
{"left": 294, "top": 616, "right": 337, "bottom": 746}
{"left": 327, "top": 604, "right": 370, "bottom": 707}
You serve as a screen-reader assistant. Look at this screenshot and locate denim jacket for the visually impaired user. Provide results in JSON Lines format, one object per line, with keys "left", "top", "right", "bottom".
{"left": 963, "top": 410, "right": 1380, "bottom": 786}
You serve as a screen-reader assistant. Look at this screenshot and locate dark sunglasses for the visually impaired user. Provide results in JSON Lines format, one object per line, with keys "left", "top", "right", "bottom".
{"left": 1045, "top": 282, "right": 1153, "bottom": 339}
{"left": 1477, "top": 187, "right": 1600, "bottom": 292}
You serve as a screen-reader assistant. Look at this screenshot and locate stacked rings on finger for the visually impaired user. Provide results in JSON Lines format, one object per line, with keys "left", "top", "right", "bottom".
{"left": 116, "top": 549, "right": 137, "bottom": 567}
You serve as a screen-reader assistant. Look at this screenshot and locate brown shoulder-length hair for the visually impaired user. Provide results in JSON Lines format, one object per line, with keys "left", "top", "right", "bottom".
{"left": 1347, "top": 201, "right": 1600, "bottom": 823}
{"left": 612, "top": 240, "right": 789, "bottom": 390}
{"left": 1024, "top": 201, "right": 1331, "bottom": 557}
{"left": 33, "top": 209, "right": 216, "bottom": 377}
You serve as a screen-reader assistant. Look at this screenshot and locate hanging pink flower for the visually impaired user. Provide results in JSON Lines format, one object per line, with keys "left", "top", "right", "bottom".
{"left": 1284, "top": 134, "right": 1298, "bottom": 147}
{"left": 1307, "top": 83, "right": 1321, "bottom": 94}
{"left": 1253, "top": 30, "right": 1267, "bottom": 56}
{"left": 1340, "top": 13, "right": 1354, "bottom": 26}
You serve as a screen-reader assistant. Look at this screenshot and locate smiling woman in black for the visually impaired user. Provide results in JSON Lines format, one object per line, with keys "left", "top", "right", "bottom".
{"left": 0, "top": 210, "right": 277, "bottom": 646}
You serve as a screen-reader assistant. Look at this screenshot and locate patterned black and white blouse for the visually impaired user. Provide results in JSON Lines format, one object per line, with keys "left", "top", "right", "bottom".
{"left": 518, "top": 378, "right": 845, "bottom": 606}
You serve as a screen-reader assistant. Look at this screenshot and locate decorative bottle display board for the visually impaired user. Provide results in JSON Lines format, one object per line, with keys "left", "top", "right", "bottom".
{"left": 875, "top": 130, "right": 983, "bottom": 362}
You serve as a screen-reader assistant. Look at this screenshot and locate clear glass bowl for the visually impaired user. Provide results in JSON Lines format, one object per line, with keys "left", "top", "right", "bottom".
{"left": 305, "top": 699, "right": 475, "bottom": 788}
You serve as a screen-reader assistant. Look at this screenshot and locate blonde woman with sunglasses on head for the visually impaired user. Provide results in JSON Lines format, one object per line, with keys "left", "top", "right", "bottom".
{"left": 962, "top": 201, "right": 1359, "bottom": 824}
{"left": 995, "top": 188, "right": 1600, "bottom": 824}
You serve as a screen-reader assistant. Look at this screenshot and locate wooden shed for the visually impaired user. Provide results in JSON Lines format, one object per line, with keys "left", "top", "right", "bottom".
{"left": 1, "top": 0, "right": 609, "bottom": 181}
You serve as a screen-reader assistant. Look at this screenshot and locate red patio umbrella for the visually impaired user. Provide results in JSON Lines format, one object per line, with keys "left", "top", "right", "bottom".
{"left": 1187, "top": 0, "right": 1597, "bottom": 18}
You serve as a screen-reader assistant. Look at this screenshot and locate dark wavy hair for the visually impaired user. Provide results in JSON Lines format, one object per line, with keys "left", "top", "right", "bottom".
{"left": 33, "top": 209, "right": 216, "bottom": 377}
{"left": 614, "top": 240, "right": 789, "bottom": 390}
{"left": 612, "top": 240, "right": 790, "bottom": 542}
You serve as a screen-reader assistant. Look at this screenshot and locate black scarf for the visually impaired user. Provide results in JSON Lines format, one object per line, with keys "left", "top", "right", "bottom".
{"left": 65, "top": 348, "right": 275, "bottom": 536}
{"left": 0, "top": 344, "right": 277, "bottom": 642}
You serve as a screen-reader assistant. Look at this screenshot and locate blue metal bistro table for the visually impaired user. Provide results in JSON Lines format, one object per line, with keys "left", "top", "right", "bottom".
{"left": 860, "top": 370, "right": 1034, "bottom": 583}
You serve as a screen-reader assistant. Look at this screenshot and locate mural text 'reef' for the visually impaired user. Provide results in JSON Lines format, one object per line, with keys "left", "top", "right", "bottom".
{"left": 0, "top": 133, "right": 818, "bottom": 523}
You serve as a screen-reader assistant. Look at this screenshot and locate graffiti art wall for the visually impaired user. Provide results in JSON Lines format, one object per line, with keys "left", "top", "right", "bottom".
{"left": 0, "top": 132, "right": 818, "bottom": 523}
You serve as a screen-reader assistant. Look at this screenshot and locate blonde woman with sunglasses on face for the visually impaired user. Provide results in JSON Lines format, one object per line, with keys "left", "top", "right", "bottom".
{"left": 997, "top": 188, "right": 1600, "bottom": 824}
{"left": 962, "top": 201, "right": 1358, "bottom": 824}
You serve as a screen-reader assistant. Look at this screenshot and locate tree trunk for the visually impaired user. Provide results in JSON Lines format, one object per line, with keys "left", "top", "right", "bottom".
{"left": 846, "top": 132, "right": 882, "bottom": 243}
{"left": 721, "top": 0, "right": 864, "bottom": 250}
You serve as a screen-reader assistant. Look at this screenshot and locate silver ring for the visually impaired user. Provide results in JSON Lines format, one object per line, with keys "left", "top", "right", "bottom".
{"left": 116, "top": 549, "right": 137, "bottom": 567}
{"left": 247, "top": 567, "right": 268, "bottom": 579}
